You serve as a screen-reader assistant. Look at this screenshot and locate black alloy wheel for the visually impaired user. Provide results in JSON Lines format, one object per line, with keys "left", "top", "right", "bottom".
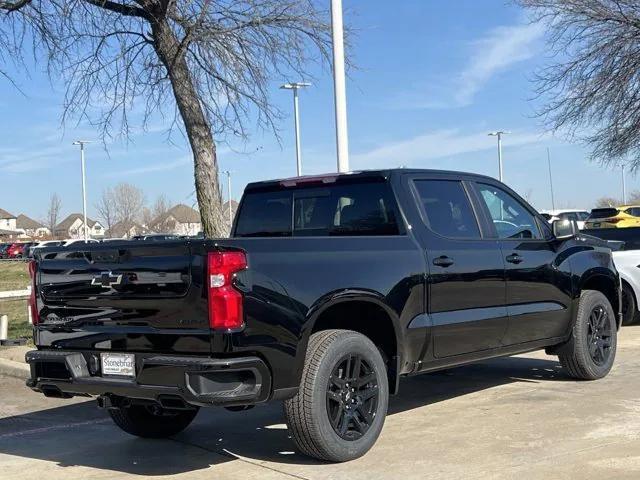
{"left": 326, "top": 353, "right": 379, "bottom": 441}
{"left": 586, "top": 305, "right": 613, "bottom": 366}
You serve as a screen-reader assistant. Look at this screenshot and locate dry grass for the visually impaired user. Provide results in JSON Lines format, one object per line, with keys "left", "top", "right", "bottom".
{"left": 0, "top": 262, "right": 32, "bottom": 342}
{"left": 0, "top": 261, "right": 29, "bottom": 291}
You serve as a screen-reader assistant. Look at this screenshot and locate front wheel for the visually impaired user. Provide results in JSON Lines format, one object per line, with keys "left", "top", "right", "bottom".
{"left": 559, "top": 290, "right": 617, "bottom": 380}
{"left": 109, "top": 404, "right": 199, "bottom": 438}
{"left": 284, "top": 329, "right": 389, "bottom": 462}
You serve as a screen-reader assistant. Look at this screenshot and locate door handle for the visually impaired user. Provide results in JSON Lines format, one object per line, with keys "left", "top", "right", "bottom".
{"left": 506, "top": 253, "right": 523, "bottom": 264}
{"left": 433, "top": 256, "right": 454, "bottom": 267}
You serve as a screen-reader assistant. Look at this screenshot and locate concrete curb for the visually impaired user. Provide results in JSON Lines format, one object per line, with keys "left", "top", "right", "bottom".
{"left": 0, "top": 357, "right": 29, "bottom": 380}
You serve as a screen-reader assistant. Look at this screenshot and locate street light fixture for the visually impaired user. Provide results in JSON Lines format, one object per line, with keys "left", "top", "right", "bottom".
{"left": 280, "top": 82, "right": 311, "bottom": 176}
{"left": 72, "top": 140, "right": 92, "bottom": 242}
{"left": 488, "top": 131, "right": 510, "bottom": 182}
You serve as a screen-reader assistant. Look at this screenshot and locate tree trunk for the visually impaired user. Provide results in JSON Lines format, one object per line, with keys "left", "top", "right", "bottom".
{"left": 151, "top": 20, "right": 225, "bottom": 237}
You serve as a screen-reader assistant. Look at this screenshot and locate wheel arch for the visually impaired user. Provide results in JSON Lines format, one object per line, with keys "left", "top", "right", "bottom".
{"left": 580, "top": 271, "right": 621, "bottom": 328}
{"left": 301, "top": 290, "right": 404, "bottom": 395}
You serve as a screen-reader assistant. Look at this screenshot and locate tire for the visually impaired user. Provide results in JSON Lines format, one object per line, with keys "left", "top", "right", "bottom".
{"left": 558, "top": 290, "right": 617, "bottom": 380}
{"left": 108, "top": 404, "right": 199, "bottom": 438}
{"left": 621, "top": 282, "right": 639, "bottom": 326}
{"left": 284, "top": 329, "right": 389, "bottom": 462}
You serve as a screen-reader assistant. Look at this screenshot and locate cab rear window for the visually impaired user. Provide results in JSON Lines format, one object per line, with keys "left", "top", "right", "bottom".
{"left": 234, "top": 181, "right": 402, "bottom": 237}
{"left": 589, "top": 208, "right": 619, "bottom": 219}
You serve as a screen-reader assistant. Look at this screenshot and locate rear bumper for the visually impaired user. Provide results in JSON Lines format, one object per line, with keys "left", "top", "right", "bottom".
{"left": 25, "top": 350, "right": 271, "bottom": 408}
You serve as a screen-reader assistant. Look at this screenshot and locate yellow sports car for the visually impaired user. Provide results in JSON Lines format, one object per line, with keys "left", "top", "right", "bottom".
{"left": 584, "top": 206, "right": 640, "bottom": 229}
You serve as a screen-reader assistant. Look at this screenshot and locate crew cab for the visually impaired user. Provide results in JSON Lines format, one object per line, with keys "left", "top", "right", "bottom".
{"left": 25, "top": 169, "right": 620, "bottom": 462}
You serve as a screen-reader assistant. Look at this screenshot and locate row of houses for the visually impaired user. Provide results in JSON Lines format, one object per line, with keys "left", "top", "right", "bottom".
{"left": 0, "top": 203, "right": 222, "bottom": 240}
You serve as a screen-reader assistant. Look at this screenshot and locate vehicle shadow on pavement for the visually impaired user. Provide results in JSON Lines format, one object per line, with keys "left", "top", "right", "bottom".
{"left": 0, "top": 355, "right": 568, "bottom": 475}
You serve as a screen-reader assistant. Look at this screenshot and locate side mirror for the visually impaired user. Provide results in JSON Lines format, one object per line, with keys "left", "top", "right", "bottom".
{"left": 552, "top": 219, "right": 578, "bottom": 239}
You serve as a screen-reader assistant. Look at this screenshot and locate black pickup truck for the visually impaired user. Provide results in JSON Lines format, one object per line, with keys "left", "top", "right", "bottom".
{"left": 25, "top": 169, "right": 620, "bottom": 462}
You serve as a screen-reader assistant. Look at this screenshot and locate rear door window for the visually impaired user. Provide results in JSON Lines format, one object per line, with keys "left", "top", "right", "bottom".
{"left": 413, "top": 180, "right": 481, "bottom": 239}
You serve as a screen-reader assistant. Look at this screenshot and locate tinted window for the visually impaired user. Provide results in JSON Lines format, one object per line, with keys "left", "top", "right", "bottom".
{"left": 477, "top": 184, "right": 541, "bottom": 239}
{"left": 235, "top": 181, "right": 400, "bottom": 237}
{"left": 413, "top": 180, "right": 480, "bottom": 239}
{"left": 625, "top": 207, "right": 640, "bottom": 217}
{"left": 589, "top": 208, "right": 619, "bottom": 219}
{"left": 235, "top": 190, "right": 292, "bottom": 237}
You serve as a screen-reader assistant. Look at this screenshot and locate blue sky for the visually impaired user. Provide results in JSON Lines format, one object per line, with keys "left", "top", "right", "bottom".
{"left": 0, "top": 0, "right": 633, "bottom": 223}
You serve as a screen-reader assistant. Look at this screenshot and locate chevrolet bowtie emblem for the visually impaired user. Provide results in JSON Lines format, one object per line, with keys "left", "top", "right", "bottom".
{"left": 91, "top": 271, "right": 123, "bottom": 288}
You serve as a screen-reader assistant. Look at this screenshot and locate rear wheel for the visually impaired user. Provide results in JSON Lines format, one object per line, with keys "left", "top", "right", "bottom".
{"left": 108, "top": 404, "right": 199, "bottom": 438}
{"left": 621, "top": 282, "right": 638, "bottom": 326}
{"left": 558, "top": 290, "right": 617, "bottom": 380}
{"left": 284, "top": 329, "right": 389, "bottom": 462}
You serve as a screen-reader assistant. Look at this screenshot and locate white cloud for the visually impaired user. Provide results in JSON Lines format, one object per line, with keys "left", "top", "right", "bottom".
{"left": 352, "top": 129, "right": 549, "bottom": 169}
{"left": 389, "top": 21, "right": 545, "bottom": 110}
{"left": 103, "top": 157, "right": 191, "bottom": 178}
{"left": 456, "top": 22, "right": 545, "bottom": 106}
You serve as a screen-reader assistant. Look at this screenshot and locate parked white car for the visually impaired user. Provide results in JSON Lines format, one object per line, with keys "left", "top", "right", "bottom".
{"left": 60, "top": 238, "right": 99, "bottom": 247}
{"left": 613, "top": 250, "right": 640, "bottom": 325}
{"left": 540, "top": 209, "right": 590, "bottom": 230}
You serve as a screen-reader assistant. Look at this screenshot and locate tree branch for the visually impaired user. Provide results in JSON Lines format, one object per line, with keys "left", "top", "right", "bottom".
{"left": 81, "top": 0, "right": 151, "bottom": 20}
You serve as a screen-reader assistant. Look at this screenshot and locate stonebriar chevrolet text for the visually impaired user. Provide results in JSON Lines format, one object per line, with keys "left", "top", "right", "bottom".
{"left": 25, "top": 169, "right": 621, "bottom": 462}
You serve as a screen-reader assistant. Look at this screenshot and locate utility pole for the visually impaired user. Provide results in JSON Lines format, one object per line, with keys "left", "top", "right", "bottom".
{"left": 488, "top": 131, "right": 510, "bottom": 182}
{"left": 280, "top": 82, "right": 311, "bottom": 176}
{"left": 547, "top": 147, "right": 556, "bottom": 210}
{"left": 72, "top": 140, "right": 91, "bottom": 242}
{"left": 223, "top": 170, "right": 232, "bottom": 233}
{"left": 331, "top": 0, "right": 350, "bottom": 173}
{"left": 622, "top": 164, "right": 627, "bottom": 204}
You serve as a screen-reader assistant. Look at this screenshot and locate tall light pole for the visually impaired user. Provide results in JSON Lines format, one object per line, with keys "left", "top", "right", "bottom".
{"left": 547, "top": 147, "right": 556, "bottom": 210}
{"left": 331, "top": 0, "right": 350, "bottom": 173}
{"left": 280, "top": 82, "right": 311, "bottom": 176}
{"left": 622, "top": 164, "right": 627, "bottom": 204}
{"left": 488, "top": 131, "right": 510, "bottom": 182}
{"left": 72, "top": 140, "right": 91, "bottom": 242}
{"left": 223, "top": 170, "right": 233, "bottom": 232}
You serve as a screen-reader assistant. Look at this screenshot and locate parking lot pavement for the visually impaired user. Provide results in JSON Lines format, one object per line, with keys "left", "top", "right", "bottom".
{"left": 2, "top": 330, "right": 640, "bottom": 480}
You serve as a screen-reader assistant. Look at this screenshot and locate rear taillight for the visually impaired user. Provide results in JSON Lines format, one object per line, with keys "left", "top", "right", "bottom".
{"left": 28, "top": 260, "right": 39, "bottom": 325}
{"left": 606, "top": 218, "right": 622, "bottom": 224}
{"left": 207, "top": 251, "right": 247, "bottom": 330}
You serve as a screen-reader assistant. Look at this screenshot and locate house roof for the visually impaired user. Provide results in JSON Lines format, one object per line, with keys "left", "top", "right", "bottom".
{"left": 55, "top": 213, "right": 99, "bottom": 232}
{"left": 0, "top": 208, "right": 16, "bottom": 220}
{"left": 153, "top": 204, "right": 201, "bottom": 226}
{"left": 223, "top": 200, "right": 239, "bottom": 211}
{"left": 106, "top": 220, "right": 145, "bottom": 238}
{"left": 16, "top": 214, "right": 44, "bottom": 230}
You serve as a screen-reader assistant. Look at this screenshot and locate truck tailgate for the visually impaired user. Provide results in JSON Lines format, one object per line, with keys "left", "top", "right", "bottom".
{"left": 34, "top": 241, "right": 210, "bottom": 354}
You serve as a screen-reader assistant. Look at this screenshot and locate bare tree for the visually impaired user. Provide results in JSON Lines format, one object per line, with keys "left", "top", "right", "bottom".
{"left": 594, "top": 196, "right": 621, "bottom": 208}
{"left": 142, "top": 194, "right": 170, "bottom": 230}
{"left": 45, "top": 193, "right": 62, "bottom": 238}
{"left": 519, "top": 0, "right": 640, "bottom": 169}
{"left": 95, "top": 187, "right": 117, "bottom": 237}
{"left": 152, "top": 194, "right": 170, "bottom": 219}
{"left": 0, "top": 1, "right": 333, "bottom": 237}
{"left": 112, "top": 183, "right": 145, "bottom": 224}
{"left": 627, "top": 190, "right": 640, "bottom": 204}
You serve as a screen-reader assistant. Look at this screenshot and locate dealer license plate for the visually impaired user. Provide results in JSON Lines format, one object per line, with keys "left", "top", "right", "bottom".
{"left": 593, "top": 223, "right": 601, "bottom": 228}
{"left": 101, "top": 353, "right": 135, "bottom": 377}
